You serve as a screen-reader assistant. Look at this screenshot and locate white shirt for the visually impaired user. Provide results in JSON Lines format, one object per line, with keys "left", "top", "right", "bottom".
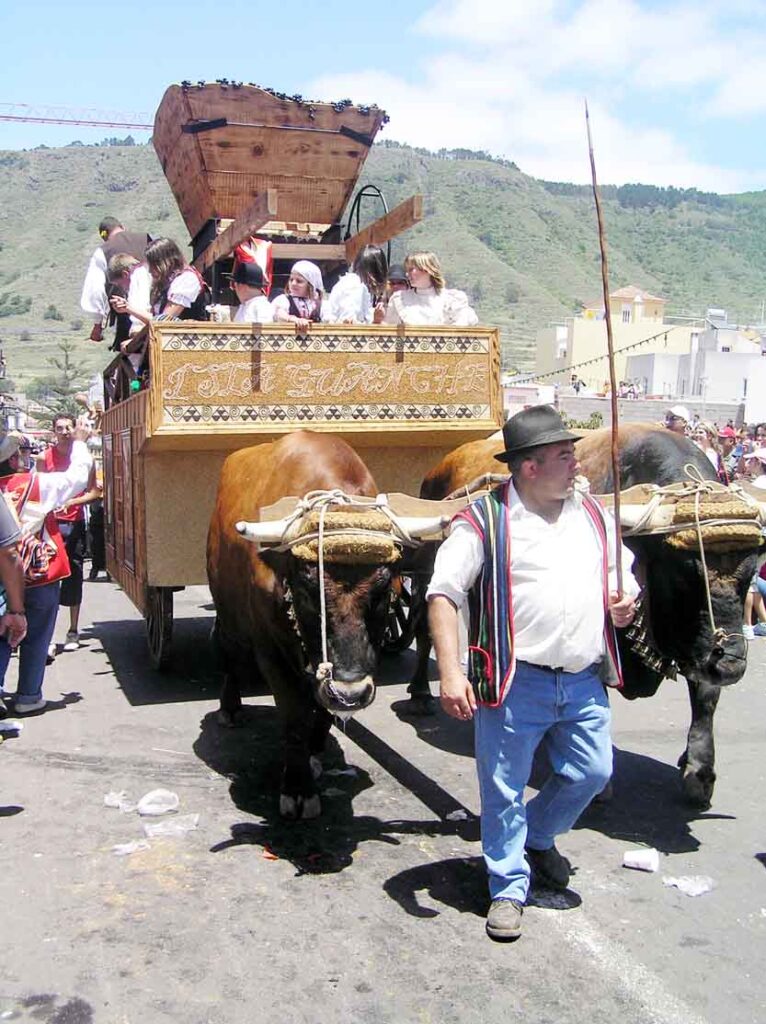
{"left": 37, "top": 441, "right": 93, "bottom": 510}
{"left": 165, "top": 268, "right": 202, "bottom": 311}
{"left": 126, "top": 265, "right": 152, "bottom": 334}
{"left": 233, "top": 295, "right": 274, "bottom": 323}
{"left": 427, "top": 482, "right": 639, "bottom": 673}
{"left": 80, "top": 247, "right": 108, "bottom": 322}
{"left": 323, "top": 272, "right": 373, "bottom": 324}
{"left": 383, "top": 286, "right": 478, "bottom": 327}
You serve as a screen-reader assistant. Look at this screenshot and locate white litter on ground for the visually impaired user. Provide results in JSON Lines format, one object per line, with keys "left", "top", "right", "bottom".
{"left": 662, "top": 875, "right": 715, "bottom": 897}
{"left": 143, "top": 813, "right": 199, "bottom": 838}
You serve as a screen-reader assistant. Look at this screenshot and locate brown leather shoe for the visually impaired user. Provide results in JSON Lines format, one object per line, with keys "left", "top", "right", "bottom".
{"left": 525, "top": 844, "right": 571, "bottom": 890}
{"left": 486, "top": 898, "right": 523, "bottom": 941}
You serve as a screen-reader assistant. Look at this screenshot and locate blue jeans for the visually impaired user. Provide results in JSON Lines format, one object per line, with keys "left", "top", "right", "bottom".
{"left": 0, "top": 580, "right": 61, "bottom": 704}
{"left": 474, "top": 660, "right": 612, "bottom": 902}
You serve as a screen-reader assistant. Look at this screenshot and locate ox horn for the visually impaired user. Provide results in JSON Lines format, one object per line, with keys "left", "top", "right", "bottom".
{"left": 395, "top": 515, "right": 449, "bottom": 541}
{"left": 235, "top": 519, "right": 292, "bottom": 544}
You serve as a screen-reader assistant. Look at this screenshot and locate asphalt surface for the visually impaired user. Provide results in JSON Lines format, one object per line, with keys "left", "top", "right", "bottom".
{"left": 0, "top": 578, "right": 764, "bottom": 1024}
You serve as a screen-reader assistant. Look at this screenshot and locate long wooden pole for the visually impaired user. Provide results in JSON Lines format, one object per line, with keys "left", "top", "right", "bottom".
{"left": 585, "top": 100, "right": 623, "bottom": 595}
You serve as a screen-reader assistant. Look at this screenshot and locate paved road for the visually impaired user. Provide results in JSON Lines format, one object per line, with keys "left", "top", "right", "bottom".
{"left": 0, "top": 581, "right": 764, "bottom": 1024}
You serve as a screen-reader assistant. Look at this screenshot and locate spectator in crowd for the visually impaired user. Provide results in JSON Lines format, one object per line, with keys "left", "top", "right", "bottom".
{"left": 0, "top": 483, "right": 25, "bottom": 717}
{"left": 231, "top": 262, "right": 274, "bottom": 323}
{"left": 324, "top": 245, "right": 388, "bottom": 324}
{"left": 717, "top": 426, "right": 738, "bottom": 481}
{"left": 40, "top": 415, "right": 101, "bottom": 656}
{"left": 80, "top": 217, "right": 151, "bottom": 344}
{"left": 691, "top": 422, "right": 720, "bottom": 472}
{"left": 271, "top": 261, "right": 325, "bottom": 328}
{"left": 0, "top": 421, "right": 93, "bottom": 714}
{"left": 743, "top": 448, "right": 766, "bottom": 489}
{"left": 383, "top": 251, "right": 479, "bottom": 327}
{"left": 664, "top": 405, "right": 690, "bottom": 435}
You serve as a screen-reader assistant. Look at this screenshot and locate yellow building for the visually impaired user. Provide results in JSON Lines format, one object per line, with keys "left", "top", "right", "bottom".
{"left": 535, "top": 285, "right": 697, "bottom": 391}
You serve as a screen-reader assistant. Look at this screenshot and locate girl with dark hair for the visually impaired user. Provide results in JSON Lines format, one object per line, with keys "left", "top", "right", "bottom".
{"left": 324, "top": 245, "right": 388, "bottom": 324}
{"left": 111, "top": 237, "right": 209, "bottom": 328}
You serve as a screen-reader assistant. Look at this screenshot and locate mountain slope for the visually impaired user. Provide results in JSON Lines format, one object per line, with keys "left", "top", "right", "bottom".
{"left": 0, "top": 140, "right": 764, "bottom": 388}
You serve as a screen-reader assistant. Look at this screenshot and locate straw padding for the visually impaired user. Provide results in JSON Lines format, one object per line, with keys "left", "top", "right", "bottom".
{"left": 665, "top": 496, "right": 762, "bottom": 551}
{"left": 291, "top": 508, "right": 401, "bottom": 564}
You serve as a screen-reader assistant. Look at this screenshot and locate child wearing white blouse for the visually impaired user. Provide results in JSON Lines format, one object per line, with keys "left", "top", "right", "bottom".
{"left": 383, "top": 250, "right": 478, "bottom": 327}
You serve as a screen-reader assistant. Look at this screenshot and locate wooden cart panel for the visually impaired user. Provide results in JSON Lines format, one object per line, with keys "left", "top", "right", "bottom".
{"left": 102, "top": 324, "right": 503, "bottom": 605}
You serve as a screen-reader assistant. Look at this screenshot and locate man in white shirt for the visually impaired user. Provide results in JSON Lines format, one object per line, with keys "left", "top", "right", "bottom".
{"left": 427, "top": 405, "right": 638, "bottom": 941}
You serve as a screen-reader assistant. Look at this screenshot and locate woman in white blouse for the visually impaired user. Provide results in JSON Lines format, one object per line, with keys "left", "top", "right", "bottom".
{"left": 112, "top": 237, "right": 208, "bottom": 328}
{"left": 383, "top": 251, "right": 478, "bottom": 327}
{"left": 323, "top": 245, "right": 388, "bottom": 324}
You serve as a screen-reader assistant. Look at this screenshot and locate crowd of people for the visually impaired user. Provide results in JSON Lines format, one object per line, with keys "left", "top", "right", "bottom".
{"left": 81, "top": 218, "right": 479, "bottom": 369}
{"left": 0, "top": 415, "right": 101, "bottom": 718}
{"left": 664, "top": 403, "right": 766, "bottom": 640}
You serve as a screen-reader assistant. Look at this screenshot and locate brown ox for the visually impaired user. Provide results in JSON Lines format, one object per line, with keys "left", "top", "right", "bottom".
{"left": 207, "top": 430, "right": 401, "bottom": 820}
{"left": 412, "top": 424, "right": 759, "bottom": 807}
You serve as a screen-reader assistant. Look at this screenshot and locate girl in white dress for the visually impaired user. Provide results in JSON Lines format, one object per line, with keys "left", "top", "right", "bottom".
{"left": 383, "top": 251, "right": 478, "bottom": 327}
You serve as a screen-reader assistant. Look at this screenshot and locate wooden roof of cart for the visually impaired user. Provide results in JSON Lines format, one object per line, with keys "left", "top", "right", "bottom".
{"left": 153, "top": 82, "right": 389, "bottom": 242}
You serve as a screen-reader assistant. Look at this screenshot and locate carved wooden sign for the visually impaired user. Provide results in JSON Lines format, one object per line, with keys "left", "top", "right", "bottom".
{"left": 150, "top": 324, "right": 502, "bottom": 434}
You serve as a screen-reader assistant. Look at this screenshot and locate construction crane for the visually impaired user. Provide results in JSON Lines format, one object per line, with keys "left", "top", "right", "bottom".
{"left": 0, "top": 102, "right": 153, "bottom": 130}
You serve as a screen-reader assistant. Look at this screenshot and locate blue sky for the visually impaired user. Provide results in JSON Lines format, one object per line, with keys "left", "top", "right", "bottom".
{"left": 2, "top": 0, "right": 765, "bottom": 191}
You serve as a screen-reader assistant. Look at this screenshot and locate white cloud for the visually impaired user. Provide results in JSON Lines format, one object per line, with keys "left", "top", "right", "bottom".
{"left": 306, "top": 0, "right": 766, "bottom": 189}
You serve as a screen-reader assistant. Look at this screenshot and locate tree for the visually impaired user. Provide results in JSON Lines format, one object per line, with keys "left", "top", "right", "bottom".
{"left": 27, "top": 340, "right": 89, "bottom": 419}
{"left": 43, "top": 304, "right": 64, "bottom": 321}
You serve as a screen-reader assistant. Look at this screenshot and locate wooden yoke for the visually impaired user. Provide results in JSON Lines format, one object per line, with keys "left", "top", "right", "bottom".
{"left": 345, "top": 195, "right": 423, "bottom": 263}
{"left": 193, "top": 189, "right": 278, "bottom": 271}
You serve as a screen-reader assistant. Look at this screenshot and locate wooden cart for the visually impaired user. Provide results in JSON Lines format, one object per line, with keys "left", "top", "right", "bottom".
{"left": 100, "top": 83, "right": 504, "bottom": 667}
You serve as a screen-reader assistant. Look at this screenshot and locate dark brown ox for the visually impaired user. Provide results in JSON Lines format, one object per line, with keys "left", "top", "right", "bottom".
{"left": 412, "top": 425, "right": 760, "bottom": 808}
{"left": 207, "top": 430, "right": 400, "bottom": 820}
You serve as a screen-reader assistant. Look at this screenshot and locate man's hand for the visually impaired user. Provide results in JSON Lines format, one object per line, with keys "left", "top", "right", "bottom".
{"left": 440, "top": 670, "right": 477, "bottom": 720}
{"left": 0, "top": 611, "right": 27, "bottom": 649}
{"left": 609, "top": 592, "right": 636, "bottom": 629}
{"left": 89, "top": 323, "right": 103, "bottom": 343}
{"left": 72, "top": 415, "right": 93, "bottom": 444}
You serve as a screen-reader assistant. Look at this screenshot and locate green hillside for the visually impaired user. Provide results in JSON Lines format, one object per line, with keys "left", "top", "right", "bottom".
{"left": 1, "top": 139, "right": 765, "bottom": 391}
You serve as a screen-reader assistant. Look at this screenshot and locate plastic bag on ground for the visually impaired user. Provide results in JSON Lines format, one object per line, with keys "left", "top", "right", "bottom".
{"left": 143, "top": 813, "right": 199, "bottom": 838}
{"left": 104, "top": 790, "right": 137, "bottom": 813}
{"left": 662, "top": 874, "right": 715, "bottom": 897}
{"left": 137, "top": 789, "right": 180, "bottom": 816}
{"left": 112, "top": 840, "right": 150, "bottom": 856}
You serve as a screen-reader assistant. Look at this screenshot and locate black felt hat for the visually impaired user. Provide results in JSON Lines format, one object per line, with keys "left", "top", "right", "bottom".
{"left": 232, "top": 261, "right": 265, "bottom": 288}
{"left": 494, "top": 405, "right": 581, "bottom": 464}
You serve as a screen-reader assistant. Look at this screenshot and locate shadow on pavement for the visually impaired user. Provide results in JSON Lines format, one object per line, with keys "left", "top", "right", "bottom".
{"left": 575, "top": 745, "right": 735, "bottom": 854}
{"left": 193, "top": 705, "right": 480, "bottom": 877}
{"left": 89, "top": 613, "right": 248, "bottom": 706}
{"left": 384, "top": 856, "right": 584, "bottom": 920}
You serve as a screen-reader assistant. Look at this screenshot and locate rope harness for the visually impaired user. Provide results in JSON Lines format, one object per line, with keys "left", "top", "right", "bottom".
{"left": 615, "top": 465, "right": 764, "bottom": 655}
{"left": 267, "top": 489, "right": 414, "bottom": 692}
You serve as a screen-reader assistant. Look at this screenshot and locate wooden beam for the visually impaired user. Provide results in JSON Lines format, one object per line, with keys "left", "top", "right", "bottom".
{"left": 270, "top": 243, "right": 346, "bottom": 262}
{"left": 193, "top": 189, "right": 278, "bottom": 271}
{"left": 344, "top": 195, "right": 424, "bottom": 263}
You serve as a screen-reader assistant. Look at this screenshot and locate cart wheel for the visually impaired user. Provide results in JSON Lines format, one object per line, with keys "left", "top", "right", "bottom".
{"left": 146, "top": 586, "right": 173, "bottom": 671}
{"left": 382, "top": 575, "right": 418, "bottom": 654}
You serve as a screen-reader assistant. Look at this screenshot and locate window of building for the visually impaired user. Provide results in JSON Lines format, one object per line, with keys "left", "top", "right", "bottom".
{"left": 622, "top": 309, "right": 631, "bottom": 323}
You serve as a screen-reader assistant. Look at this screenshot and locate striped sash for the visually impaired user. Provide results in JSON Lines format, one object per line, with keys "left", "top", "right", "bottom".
{"left": 453, "top": 482, "right": 622, "bottom": 706}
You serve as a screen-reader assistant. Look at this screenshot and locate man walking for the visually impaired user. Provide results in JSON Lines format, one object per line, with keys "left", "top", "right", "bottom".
{"left": 427, "top": 406, "right": 638, "bottom": 941}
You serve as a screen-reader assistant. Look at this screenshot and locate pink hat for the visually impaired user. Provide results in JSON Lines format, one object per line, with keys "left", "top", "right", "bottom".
{"left": 717, "top": 426, "right": 736, "bottom": 439}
